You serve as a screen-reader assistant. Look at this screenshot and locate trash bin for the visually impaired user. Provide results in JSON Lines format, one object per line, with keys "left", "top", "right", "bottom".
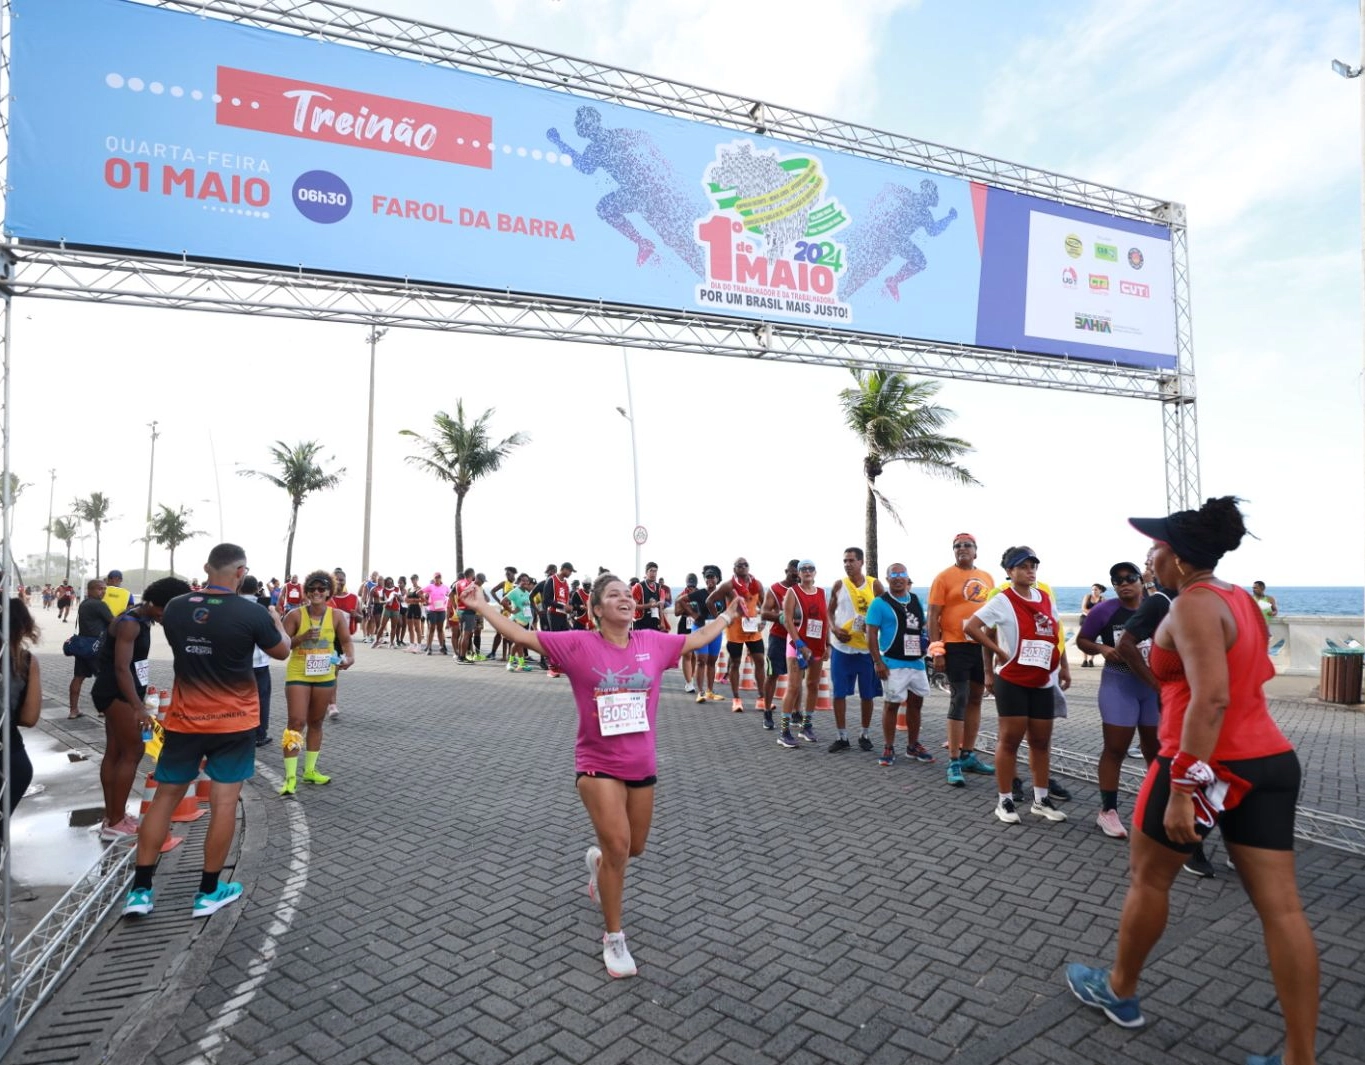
{"left": 1320, "top": 648, "right": 1364, "bottom": 705}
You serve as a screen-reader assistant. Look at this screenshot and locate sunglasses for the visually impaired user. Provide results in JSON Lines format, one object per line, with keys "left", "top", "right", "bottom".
{"left": 1113, "top": 575, "right": 1141, "bottom": 585}
{"left": 306, "top": 585, "right": 329, "bottom": 593}
{"left": 887, "top": 571, "right": 909, "bottom": 578}
{"left": 952, "top": 542, "right": 975, "bottom": 550}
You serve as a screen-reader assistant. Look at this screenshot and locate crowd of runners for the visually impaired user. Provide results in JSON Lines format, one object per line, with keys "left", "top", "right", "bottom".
{"left": 35, "top": 499, "right": 1312, "bottom": 1064}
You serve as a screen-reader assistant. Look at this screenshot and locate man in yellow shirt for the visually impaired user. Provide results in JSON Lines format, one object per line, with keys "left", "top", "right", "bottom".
{"left": 102, "top": 569, "right": 133, "bottom": 617}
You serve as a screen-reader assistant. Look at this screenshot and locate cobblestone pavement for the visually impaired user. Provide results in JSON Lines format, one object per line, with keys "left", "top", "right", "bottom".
{"left": 32, "top": 644, "right": 1365, "bottom": 1064}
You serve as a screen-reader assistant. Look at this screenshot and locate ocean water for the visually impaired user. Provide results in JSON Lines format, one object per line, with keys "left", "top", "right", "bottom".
{"left": 1052, "top": 586, "right": 1364, "bottom": 618}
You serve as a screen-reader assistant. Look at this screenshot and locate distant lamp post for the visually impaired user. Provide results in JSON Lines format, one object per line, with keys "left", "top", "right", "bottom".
{"left": 141, "top": 421, "right": 160, "bottom": 592}
{"left": 616, "top": 349, "right": 642, "bottom": 580}
{"left": 361, "top": 325, "right": 387, "bottom": 579}
{"left": 44, "top": 468, "right": 55, "bottom": 586}
{"left": 1333, "top": 23, "right": 1365, "bottom": 622}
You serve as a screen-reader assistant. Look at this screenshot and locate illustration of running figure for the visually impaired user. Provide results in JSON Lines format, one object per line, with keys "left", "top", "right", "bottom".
{"left": 840, "top": 179, "right": 958, "bottom": 301}
{"left": 547, "top": 106, "right": 706, "bottom": 276}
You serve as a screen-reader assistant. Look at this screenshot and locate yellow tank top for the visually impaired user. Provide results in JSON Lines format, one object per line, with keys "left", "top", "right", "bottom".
{"left": 103, "top": 585, "right": 131, "bottom": 617}
{"left": 835, "top": 577, "right": 875, "bottom": 652}
{"left": 286, "top": 605, "right": 338, "bottom": 683}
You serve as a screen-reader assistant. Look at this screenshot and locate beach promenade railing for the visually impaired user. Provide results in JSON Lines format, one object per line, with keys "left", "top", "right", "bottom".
{"left": 977, "top": 732, "right": 1365, "bottom": 857}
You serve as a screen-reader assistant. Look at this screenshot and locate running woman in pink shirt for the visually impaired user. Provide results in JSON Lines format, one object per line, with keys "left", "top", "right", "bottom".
{"left": 461, "top": 572, "right": 736, "bottom": 979}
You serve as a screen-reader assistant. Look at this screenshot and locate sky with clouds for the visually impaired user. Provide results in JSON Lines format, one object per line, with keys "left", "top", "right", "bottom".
{"left": 8, "top": 0, "right": 1362, "bottom": 599}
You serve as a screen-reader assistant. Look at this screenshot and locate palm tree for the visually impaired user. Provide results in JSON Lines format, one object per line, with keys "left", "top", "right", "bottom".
{"left": 48, "top": 516, "right": 78, "bottom": 580}
{"left": 238, "top": 441, "right": 345, "bottom": 578}
{"left": 839, "top": 369, "right": 979, "bottom": 577}
{"left": 400, "top": 402, "right": 529, "bottom": 573}
{"left": 72, "top": 492, "right": 114, "bottom": 577}
{"left": 150, "top": 504, "right": 205, "bottom": 577}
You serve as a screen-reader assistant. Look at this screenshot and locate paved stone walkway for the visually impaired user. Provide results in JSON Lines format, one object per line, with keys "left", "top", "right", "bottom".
{"left": 20, "top": 643, "right": 1365, "bottom": 1064}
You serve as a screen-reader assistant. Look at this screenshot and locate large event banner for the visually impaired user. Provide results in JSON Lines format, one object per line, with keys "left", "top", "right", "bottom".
{"left": 6, "top": 0, "right": 1178, "bottom": 370}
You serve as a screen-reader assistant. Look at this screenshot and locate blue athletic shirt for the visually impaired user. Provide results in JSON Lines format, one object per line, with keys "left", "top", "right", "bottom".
{"left": 865, "top": 593, "right": 926, "bottom": 670}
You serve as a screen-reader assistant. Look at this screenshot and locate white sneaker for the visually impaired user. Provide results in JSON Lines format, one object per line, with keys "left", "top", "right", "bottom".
{"left": 585, "top": 845, "right": 601, "bottom": 901}
{"left": 684, "top": 683, "right": 696, "bottom": 694}
{"left": 994, "top": 797, "right": 1021, "bottom": 824}
{"left": 1031, "top": 796, "right": 1068, "bottom": 822}
{"left": 602, "top": 931, "right": 637, "bottom": 978}
{"left": 1096, "top": 808, "right": 1128, "bottom": 838}
{"left": 326, "top": 704, "right": 339, "bottom": 720}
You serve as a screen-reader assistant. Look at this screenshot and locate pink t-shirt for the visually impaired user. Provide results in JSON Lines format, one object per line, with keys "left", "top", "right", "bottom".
{"left": 424, "top": 583, "right": 450, "bottom": 611}
{"left": 538, "top": 628, "right": 686, "bottom": 779}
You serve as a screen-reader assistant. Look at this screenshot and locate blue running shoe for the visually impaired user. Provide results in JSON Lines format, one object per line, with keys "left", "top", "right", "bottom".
{"left": 946, "top": 759, "right": 966, "bottom": 787}
{"left": 800, "top": 723, "right": 817, "bottom": 744}
{"left": 777, "top": 729, "right": 798, "bottom": 749}
{"left": 1065, "top": 963, "right": 1145, "bottom": 1028}
{"left": 192, "top": 881, "right": 244, "bottom": 918}
{"left": 961, "top": 751, "right": 994, "bottom": 774}
{"left": 907, "top": 743, "right": 935, "bottom": 763}
{"left": 762, "top": 710, "right": 775, "bottom": 731}
{"left": 123, "top": 887, "right": 154, "bottom": 916}
{"left": 878, "top": 747, "right": 895, "bottom": 767}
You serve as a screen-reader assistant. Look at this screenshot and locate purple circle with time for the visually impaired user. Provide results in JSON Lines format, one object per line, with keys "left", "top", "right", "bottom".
{"left": 292, "top": 170, "right": 352, "bottom": 224}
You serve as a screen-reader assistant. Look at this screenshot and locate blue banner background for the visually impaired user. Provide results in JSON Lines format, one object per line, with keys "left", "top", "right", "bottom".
{"left": 6, "top": 0, "right": 1176, "bottom": 370}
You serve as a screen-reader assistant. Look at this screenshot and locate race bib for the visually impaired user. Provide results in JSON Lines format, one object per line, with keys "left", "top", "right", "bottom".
{"left": 902, "top": 634, "right": 921, "bottom": 657}
{"left": 741, "top": 615, "right": 760, "bottom": 633}
{"left": 1138, "top": 638, "right": 1153, "bottom": 665}
{"left": 851, "top": 615, "right": 866, "bottom": 633}
{"left": 134, "top": 659, "right": 150, "bottom": 686}
{"left": 805, "top": 619, "right": 823, "bottom": 640}
{"left": 304, "top": 652, "right": 333, "bottom": 677}
{"left": 1017, "top": 639, "right": 1054, "bottom": 671}
{"left": 596, "top": 691, "right": 649, "bottom": 736}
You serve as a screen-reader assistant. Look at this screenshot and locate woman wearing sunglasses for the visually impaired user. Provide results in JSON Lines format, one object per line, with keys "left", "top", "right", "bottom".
{"left": 279, "top": 570, "right": 354, "bottom": 796}
{"left": 1076, "top": 562, "right": 1158, "bottom": 840}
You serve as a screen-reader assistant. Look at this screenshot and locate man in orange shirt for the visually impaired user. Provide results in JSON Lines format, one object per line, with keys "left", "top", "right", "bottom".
{"left": 123, "top": 543, "right": 289, "bottom": 920}
{"left": 928, "top": 533, "right": 996, "bottom": 788}
{"left": 706, "top": 557, "right": 768, "bottom": 714}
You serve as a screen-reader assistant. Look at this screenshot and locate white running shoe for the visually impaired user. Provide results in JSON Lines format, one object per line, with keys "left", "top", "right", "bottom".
{"left": 684, "top": 683, "right": 696, "bottom": 694}
{"left": 994, "top": 797, "right": 1021, "bottom": 824}
{"left": 326, "top": 704, "right": 339, "bottom": 720}
{"left": 1096, "top": 809, "right": 1128, "bottom": 838}
{"left": 602, "top": 931, "right": 637, "bottom": 978}
{"left": 585, "top": 845, "right": 601, "bottom": 901}
{"left": 1031, "top": 796, "right": 1068, "bottom": 822}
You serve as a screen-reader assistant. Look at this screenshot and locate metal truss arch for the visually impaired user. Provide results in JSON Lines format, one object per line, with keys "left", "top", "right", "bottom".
{"left": 10, "top": 245, "right": 1175, "bottom": 400}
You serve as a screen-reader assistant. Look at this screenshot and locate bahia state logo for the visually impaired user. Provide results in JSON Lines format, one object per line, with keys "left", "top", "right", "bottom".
{"left": 1094, "top": 242, "right": 1118, "bottom": 262}
{"left": 1064, "top": 234, "right": 1082, "bottom": 258}
{"left": 1128, "top": 247, "right": 1144, "bottom": 270}
{"left": 1061, "top": 266, "right": 1078, "bottom": 288}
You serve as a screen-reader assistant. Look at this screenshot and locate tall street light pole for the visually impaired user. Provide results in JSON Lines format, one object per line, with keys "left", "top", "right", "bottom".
{"left": 1332, "top": 4, "right": 1365, "bottom": 623}
{"left": 616, "top": 350, "right": 642, "bottom": 580}
{"left": 43, "top": 468, "right": 55, "bottom": 586}
{"left": 141, "top": 421, "right": 159, "bottom": 592}
{"left": 361, "top": 325, "right": 387, "bottom": 579}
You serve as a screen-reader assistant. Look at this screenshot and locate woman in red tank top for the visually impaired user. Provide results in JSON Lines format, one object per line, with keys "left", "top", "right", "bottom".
{"left": 777, "top": 562, "right": 829, "bottom": 747}
{"left": 1064, "top": 498, "right": 1317, "bottom": 1065}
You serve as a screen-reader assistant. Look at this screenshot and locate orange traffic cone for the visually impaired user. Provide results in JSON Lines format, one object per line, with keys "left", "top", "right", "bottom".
{"left": 739, "top": 655, "right": 759, "bottom": 692}
{"left": 715, "top": 648, "right": 729, "bottom": 685}
{"left": 815, "top": 668, "right": 833, "bottom": 711}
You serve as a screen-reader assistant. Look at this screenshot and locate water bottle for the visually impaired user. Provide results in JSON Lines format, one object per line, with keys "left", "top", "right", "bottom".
{"left": 329, "top": 651, "right": 342, "bottom": 666}
{"left": 142, "top": 686, "right": 158, "bottom": 743}
{"left": 792, "top": 638, "right": 809, "bottom": 669}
